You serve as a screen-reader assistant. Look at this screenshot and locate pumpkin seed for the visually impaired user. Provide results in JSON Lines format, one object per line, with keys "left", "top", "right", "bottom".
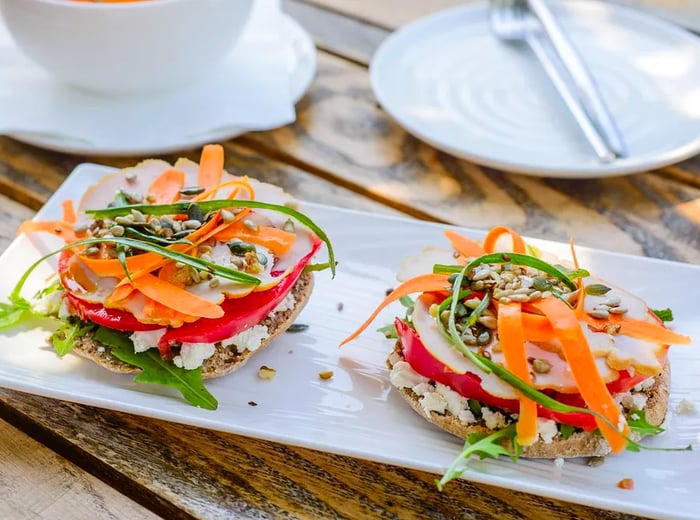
{"left": 179, "top": 186, "right": 206, "bottom": 196}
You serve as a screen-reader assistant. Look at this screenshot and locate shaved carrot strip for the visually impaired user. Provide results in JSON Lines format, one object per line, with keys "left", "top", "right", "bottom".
{"left": 215, "top": 222, "right": 296, "bottom": 257}
{"left": 584, "top": 314, "right": 691, "bottom": 345}
{"left": 147, "top": 168, "right": 185, "bottom": 204}
{"left": 198, "top": 144, "right": 224, "bottom": 193}
{"left": 62, "top": 200, "right": 77, "bottom": 225}
{"left": 530, "top": 297, "right": 629, "bottom": 453}
{"left": 105, "top": 283, "right": 135, "bottom": 306}
{"left": 521, "top": 312, "right": 556, "bottom": 342}
{"left": 482, "top": 226, "right": 526, "bottom": 254}
{"left": 340, "top": 274, "right": 450, "bottom": 346}
{"left": 83, "top": 212, "right": 224, "bottom": 280}
{"left": 444, "top": 230, "right": 485, "bottom": 259}
{"left": 498, "top": 303, "right": 538, "bottom": 445}
{"left": 193, "top": 178, "right": 255, "bottom": 202}
{"left": 17, "top": 220, "right": 76, "bottom": 243}
{"left": 131, "top": 273, "right": 224, "bottom": 319}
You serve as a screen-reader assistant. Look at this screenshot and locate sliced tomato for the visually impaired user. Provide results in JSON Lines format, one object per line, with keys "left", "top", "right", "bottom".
{"left": 157, "top": 236, "right": 321, "bottom": 352}
{"left": 59, "top": 236, "right": 321, "bottom": 358}
{"left": 66, "top": 293, "right": 161, "bottom": 332}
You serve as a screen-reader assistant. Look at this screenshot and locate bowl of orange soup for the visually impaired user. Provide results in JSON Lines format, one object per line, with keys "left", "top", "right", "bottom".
{"left": 0, "top": 0, "right": 254, "bottom": 95}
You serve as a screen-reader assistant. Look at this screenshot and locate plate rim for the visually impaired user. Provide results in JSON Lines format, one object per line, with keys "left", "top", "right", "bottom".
{"left": 5, "top": 14, "right": 316, "bottom": 156}
{"left": 369, "top": 0, "right": 700, "bottom": 178}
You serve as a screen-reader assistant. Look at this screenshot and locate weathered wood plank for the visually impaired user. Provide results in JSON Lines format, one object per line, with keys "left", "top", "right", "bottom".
{"left": 0, "top": 418, "right": 159, "bottom": 520}
{"left": 0, "top": 194, "right": 33, "bottom": 251}
{"left": 239, "top": 53, "right": 700, "bottom": 262}
{"left": 298, "top": 0, "right": 463, "bottom": 29}
{"left": 0, "top": 137, "right": 400, "bottom": 217}
{"left": 0, "top": 390, "right": 639, "bottom": 520}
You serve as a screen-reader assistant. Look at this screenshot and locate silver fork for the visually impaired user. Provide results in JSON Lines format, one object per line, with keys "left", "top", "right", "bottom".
{"left": 490, "top": 0, "right": 624, "bottom": 163}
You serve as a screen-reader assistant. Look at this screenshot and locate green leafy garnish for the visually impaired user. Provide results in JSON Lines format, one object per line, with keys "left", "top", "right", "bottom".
{"left": 6, "top": 236, "right": 260, "bottom": 309}
{"left": 377, "top": 323, "right": 398, "bottom": 339}
{"left": 628, "top": 410, "right": 665, "bottom": 437}
{"left": 466, "top": 292, "right": 491, "bottom": 328}
{"left": 437, "top": 424, "right": 518, "bottom": 490}
{"left": 559, "top": 423, "right": 576, "bottom": 440}
{"left": 85, "top": 199, "right": 336, "bottom": 277}
{"left": 51, "top": 321, "right": 94, "bottom": 357}
{"left": 585, "top": 284, "right": 611, "bottom": 296}
{"left": 399, "top": 295, "right": 415, "bottom": 314}
{"left": 0, "top": 302, "right": 28, "bottom": 330}
{"left": 652, "top": 308, "right": 674, "bottom": 322}
{"left": 94, "top": 326, "right": 217, "bottom": 410}
{"left": 302, "top": 261, "right": 337, "bottom": 274}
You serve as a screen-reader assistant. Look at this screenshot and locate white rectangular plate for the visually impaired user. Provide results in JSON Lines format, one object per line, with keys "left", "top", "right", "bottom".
{"left": 0, "top": 164, "right": 698, "bottom": 519}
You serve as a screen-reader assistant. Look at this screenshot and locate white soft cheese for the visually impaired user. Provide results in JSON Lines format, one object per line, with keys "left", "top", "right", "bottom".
{"left": 676, "top": 399, "right": 696, "bottom": 415}
{"left": 130, "top": 328, "right": 167, "bottom": 353}
{"left": 419, "top": 391, "right": 448, "bottom": 416}
{"left": 481, "top": 407, "right": 508, "bottom": 430}
{"left": 173, "top": 342, "right": 216, "bottom": 370}
{"left": 272, "top": 292, "right": 296, "bottom": 314}
{"left": 389, "top": 361, "right": 428, "bottom": 389}
{"left": 633, "top": 377, "right": 655, "bottom": 392}
{"left": 457, "top": 409, "right": 477, "bottom": 424}
{"left": 220, "top": 324, "right": 270, "bottom": 354}
{"left": 34, "top": 289, "right": 64, "bottom": 316}
{"left": 537, "top": 418, "right": 558, "bottom": 444}
{"left": 435, "top": 383, "right": 468, "bottom": 416}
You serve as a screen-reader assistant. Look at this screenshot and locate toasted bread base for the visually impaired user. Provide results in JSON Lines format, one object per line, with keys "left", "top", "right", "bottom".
{"left": 388, "top": 345, "right": 670, "bottom": 458}
{"left": 70, "top": 273, "right": 313, "bottom": 379}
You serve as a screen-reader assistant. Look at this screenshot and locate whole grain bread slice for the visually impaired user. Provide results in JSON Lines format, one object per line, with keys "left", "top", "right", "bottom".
{"left": 70, "top": 273, "right": 313, "bottom": 379}
{"left": 388, "top": 345, "right": 670, "bottom": 458}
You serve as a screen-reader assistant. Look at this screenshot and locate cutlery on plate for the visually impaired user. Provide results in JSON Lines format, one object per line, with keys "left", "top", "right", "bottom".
{"left": 490, "top": 0, "right": 627, "bottom": 162}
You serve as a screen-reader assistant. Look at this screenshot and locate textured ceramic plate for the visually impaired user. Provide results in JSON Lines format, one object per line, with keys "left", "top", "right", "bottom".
{"left": 371, "top": 0, "right": 700, "bottom": 178}
{"left": 0, "top": 164, "right": 698, "bottom": 519}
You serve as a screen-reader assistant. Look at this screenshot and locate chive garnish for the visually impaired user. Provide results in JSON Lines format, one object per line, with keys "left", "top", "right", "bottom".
{"left": 85, "top": 200, "right": 336, "bottom": 277}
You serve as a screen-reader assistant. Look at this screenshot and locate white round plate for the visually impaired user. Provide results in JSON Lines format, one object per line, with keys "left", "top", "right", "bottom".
{"left": 370, "top": 0, "right": 700, "bottom": 178}
{"left": 9, "top": 15, "right": 316, "bottom": 156}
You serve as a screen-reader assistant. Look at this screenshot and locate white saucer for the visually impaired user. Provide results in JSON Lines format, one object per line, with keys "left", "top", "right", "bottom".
{"left": 370, "top": 0, "right": 700, "bottom": 178}
{"left": 3, "top": 15, "right": 316, "bottom": 156}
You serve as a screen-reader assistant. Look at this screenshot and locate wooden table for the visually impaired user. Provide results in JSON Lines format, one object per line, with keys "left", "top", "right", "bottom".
{"left": 1, "top": 1, "right": 698, "bottom": 518}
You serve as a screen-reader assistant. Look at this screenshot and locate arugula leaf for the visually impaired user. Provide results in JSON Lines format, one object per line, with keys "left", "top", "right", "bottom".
{"left": 94, "top": 326, "right": 218, "bottom": 410}
{"left": 628, "top": 410, "right": 665, "bottom": 437}
{"left": 437, "top": 424, "right": 518, "bottom": 491}
{"left": 33, "top": 280, "right": 62, "bottom": 300}
{"left": 377, "top": 323, "right": 398, "bottom": 339}
{"left": 559, "top": 423, "right": 576, "bottom": 440}
{"left": 52, "top": 321, "right": 94, "bottom": 357}
{"left": 652, "top": 308, "right": 674, "bottom": 322}
{"left": 0, "top": 298, "right": 42, "bottom": 331}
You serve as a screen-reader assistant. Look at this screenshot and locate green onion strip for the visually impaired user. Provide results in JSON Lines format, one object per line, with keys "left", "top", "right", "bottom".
{"left": 85, "top": 200, "right": 336, "bottom": 277}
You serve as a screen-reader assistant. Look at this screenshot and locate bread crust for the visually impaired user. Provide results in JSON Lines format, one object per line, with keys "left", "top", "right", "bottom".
{"left": 388, "top": 345, "right": 670, "bottom": 458}
{"left": 69, "top": 273, "right": 313, "bottom": 379}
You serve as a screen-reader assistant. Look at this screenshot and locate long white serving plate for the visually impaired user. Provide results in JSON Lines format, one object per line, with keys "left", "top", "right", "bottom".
{"left": 0, "top": 163, "right": 698, "bottom": 519}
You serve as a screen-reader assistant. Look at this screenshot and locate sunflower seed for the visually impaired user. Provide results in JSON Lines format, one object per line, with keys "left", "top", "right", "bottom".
{"left": 115, "top": 216, "right": 133, "bottom": 226}
{"left": 221, "top": 210, "right": 235, "bottom": 223}
{"left": 609, "top": 307, "right": 628, "bottom": 315}
{"left": 588, "top": 309, "right": 610, "bottom": 319}
{"left": 478, "top": 316, "right": 497, "bottom": 329}
{"left": 243, "top": 219, "right": 259, "bottom": 232}
{"left": 110, "top": 225, "right": 125, "bottom": 237}
{"left": 183, "top": 220, "right": 202, "bottom": 230}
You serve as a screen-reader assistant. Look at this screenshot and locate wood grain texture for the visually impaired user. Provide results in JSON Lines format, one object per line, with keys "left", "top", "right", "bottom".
{"left": 0, "top": 418, "right": 159, "bottom": 520}
{"left": 0, "top": 194, "right": 33, "bottom": 251}
{"left": 0, "top": 390, "right": 640, "bottom": 520}
{"left": 240, "top": 53, "right": 700, "bottom": 263}
{"left": 298, "top": 0, "right": 464, "bottom": 29}
{"left": 0, "top": 137, "right": 400, "bottom": 217}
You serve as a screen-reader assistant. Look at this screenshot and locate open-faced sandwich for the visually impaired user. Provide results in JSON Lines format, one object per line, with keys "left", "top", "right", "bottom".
{"left": 1, "top": 145, "right": 334, "bottom": 409}
{"left": 342, "top": 226, "right": 690, "bottom": 486}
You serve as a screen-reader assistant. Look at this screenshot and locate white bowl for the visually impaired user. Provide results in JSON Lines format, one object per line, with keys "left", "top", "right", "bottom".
{"left": 0, "top": 0, "right": 254, "bottom": 96}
